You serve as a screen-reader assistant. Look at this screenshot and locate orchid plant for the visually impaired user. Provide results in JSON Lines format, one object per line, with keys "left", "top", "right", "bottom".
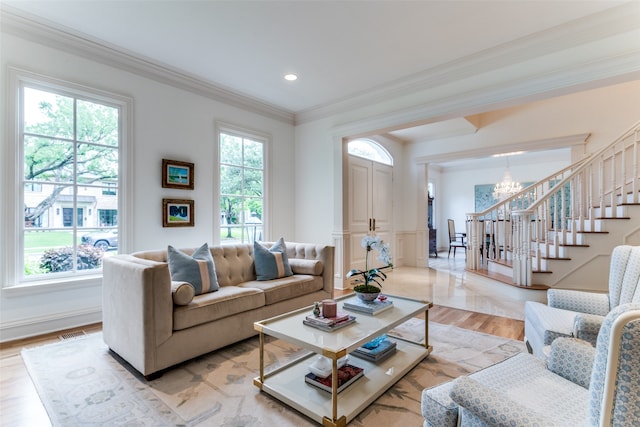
{"left": 346, "top": 235, "right": 393, "bottom": 293}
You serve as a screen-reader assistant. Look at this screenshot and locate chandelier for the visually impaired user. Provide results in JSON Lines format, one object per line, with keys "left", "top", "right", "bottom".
{"left": 492, "top": 157, "right": 522, "bottom": 201}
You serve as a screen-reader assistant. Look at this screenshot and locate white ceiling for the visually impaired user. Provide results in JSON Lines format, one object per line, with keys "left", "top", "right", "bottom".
{"left": 2, "top": 0, "right": 625, "bottom": 115}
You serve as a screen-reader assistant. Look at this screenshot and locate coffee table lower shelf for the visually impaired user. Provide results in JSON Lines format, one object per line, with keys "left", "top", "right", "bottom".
{"left": 253, "top": 340, "right": 430, "bottom": 427}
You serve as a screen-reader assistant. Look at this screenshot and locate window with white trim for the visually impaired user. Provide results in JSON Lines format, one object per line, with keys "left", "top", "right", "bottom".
{"left": 218, "top": 127, "right": 265, "bottom": 244}
{"left": 8, "top": 70, "right": 129, "bottom": 285}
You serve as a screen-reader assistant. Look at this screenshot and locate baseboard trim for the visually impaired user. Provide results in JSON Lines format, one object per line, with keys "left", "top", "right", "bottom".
{"left": 0, "top": 307, "right": 102, "bottom": 343}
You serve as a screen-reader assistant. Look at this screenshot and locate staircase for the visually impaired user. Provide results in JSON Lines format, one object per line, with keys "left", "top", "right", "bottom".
{"left": 465, "top": 120, "right": 640, "bottom": 292}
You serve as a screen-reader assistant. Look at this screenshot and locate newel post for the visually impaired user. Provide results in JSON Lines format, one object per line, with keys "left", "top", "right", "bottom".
{"left": 512, "top": 210, "right": 533, "bottom": 286}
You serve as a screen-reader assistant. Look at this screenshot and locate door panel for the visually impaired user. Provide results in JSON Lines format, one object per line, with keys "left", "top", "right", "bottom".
{"left": 348, "top": 155, "right": 393, "bottom": 272}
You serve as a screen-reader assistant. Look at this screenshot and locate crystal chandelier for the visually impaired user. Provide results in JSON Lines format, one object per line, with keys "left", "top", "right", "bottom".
{"left": 492, "top": 157, "right": 522, "bottom": 201}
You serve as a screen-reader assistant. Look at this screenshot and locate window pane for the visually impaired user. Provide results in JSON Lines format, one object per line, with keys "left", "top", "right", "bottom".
{"left": 24, "top": 229, "right": 75, "bottom": 275}
{"left": 76, "top": 100, "right": 119, "bottom": 146}
{"left": 220, "top": 165, "right": 242, "bottom": 195}
{"left": 24, "top": 136, "right": 75, "bottom": 182}
{"left": 244, "top": 139, "right": 263, "bottom": 168}
{"left": 220, "top": 133, "right": 242, "bottom": 165}
{"left": 76, "top": 143, "right": 119, "bottom": 184}
{"left": 24, "top": 87, "right": 74, "bottom": 139}
{"left": 244, "top": 168, "right": 263, "bottom": 196}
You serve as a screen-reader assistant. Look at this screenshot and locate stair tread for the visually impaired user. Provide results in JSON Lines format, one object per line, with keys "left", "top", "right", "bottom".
{"left": 467, "top": 268, "right": 549, "bottom": 290}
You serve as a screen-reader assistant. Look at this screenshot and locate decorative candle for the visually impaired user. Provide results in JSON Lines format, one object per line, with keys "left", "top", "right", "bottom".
{"left": 322, "top": 299, "right": 337, "bottom": 318}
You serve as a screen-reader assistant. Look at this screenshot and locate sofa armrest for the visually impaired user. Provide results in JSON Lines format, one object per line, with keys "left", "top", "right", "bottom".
{"left": 547, "top": 337, "right": 595, "bottom": 388}
{"left": 450, "top": 376, "right": 561, "bottom": 427}
{"left": 548, "top": 289, "right": 610, "bottom": 315}
{"left": 573, "top": 313, "right": 605, "bottom": 346}
{"left": 102, "top": 254, "right": 174, "bottom": 376}
{"left": 285, "top": 242, "right": 335, "bottom": 297}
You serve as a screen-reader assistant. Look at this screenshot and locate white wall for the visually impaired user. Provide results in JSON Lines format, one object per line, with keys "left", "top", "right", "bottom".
{"left": 295, "top": 82, "right": 640, "bottom": 279}
{"left": 0, "top": 32, "right": 295, "bottom": 341}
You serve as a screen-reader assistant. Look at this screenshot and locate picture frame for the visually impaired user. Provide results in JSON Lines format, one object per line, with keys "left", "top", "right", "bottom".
{"left": 162, "top": 159, "right": 194, "bottom": 190}
{"left": 163, "top": 199, "right": 194, "bottom": 227}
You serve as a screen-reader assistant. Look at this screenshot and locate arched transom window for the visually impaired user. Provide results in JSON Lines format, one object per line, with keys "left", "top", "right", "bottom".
{"left": 348, "top": 139, "right": 393, "bottom": 165}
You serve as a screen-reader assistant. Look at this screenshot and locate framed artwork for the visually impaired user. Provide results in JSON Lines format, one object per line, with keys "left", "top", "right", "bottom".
{"left": 162, "top": 159, "right": 194, "bottom": 190}
{"left": 163, "top": 199, "right": 194, "bottom": 227}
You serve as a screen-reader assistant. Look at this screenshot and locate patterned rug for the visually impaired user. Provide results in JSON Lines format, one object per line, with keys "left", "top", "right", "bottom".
{"left": 21, "top": 319, "right": 525, "bottom": 426}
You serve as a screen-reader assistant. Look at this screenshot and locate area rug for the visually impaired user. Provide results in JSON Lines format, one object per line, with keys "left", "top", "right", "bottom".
{"left": 21, "top": 320, "right": 525, "bottom": 426}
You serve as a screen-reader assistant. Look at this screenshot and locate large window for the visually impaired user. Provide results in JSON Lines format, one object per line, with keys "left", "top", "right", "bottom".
{"left": 219, "top": 128, "right": 265, "bottom": 244}
{"left": 12, "top": 74, "right": 127, "bottom": 283}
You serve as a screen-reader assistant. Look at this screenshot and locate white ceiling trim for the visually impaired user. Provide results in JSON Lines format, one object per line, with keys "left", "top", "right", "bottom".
{"left": 297, "top": 2, "right": 640, "bottom": 125}
{"left": 415, "top": 133, "right": 591, "bottom": 165}
{"left": 0, "top": 6, "right": 296, "bottom": 125}
{"left": 3, "top": 2, "right": 638, "bottom": 130}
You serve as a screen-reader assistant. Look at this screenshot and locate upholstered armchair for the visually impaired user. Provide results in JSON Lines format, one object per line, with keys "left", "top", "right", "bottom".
{"left": 524, "top": 245, "right": 640, "bottom": 358}
{"left": 421, "top": 303, "right": 640, "bottom": 427}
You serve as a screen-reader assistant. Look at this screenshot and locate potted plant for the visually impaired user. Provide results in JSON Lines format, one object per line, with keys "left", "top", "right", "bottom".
{"left": 346, "top": 235, "right": 393, "bottom": 301}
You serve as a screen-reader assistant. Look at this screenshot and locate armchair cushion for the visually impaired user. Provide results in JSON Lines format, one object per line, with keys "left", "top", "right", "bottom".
{"left": 548, "top": 289, "right": 610, "bottom": 315}
{"left": 450, "top": 376, "right": 562, "bottom": 427}
{"left": 573, "top": 312, "right": 605, "bottom": 346}
{"left": 168, "top": 243, "right": 219, "bottom": 295}
{"left": 421, "top": 381, "right": 458, "bottom": 427}
{"left": 546, "top": 337, "right": 595, "bottom": 389}
{"left": 524, "top": 301, "right": 576, "bottom": 357}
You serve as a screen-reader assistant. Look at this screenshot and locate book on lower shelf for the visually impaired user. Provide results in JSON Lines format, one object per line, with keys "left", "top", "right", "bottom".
{"left": 343, "top": 298, "right": 393, "bottom": 315}
{"left": 304, "top": 363, "right": 364, "bottom": 393}
{"left": 352, "top": 338, "right": 397, "bottom": 363}
{"left": 303, "top": 315, "right": 356, "bottom": 331}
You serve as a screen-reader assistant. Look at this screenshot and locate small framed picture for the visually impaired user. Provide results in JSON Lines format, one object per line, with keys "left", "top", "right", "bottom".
{"left": 163, "top": 199, "right": 194, "bottom": 227}
{"left": 162, "top": 159, "right": 194, "bottom": 190}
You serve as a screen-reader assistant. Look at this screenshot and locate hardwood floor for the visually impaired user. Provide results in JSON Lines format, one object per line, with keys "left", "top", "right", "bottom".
{"left": 0, "top": 306, "right": 523, "bottom": 426}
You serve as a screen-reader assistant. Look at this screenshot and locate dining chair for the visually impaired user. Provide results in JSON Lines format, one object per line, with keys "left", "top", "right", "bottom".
{"left": 448, "top": 219, "right": 466, "bottom": 258}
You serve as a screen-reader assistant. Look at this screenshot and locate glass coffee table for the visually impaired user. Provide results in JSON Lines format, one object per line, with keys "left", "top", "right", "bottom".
{"left": 253, "top": 294, "right": 432, "bottom": 427}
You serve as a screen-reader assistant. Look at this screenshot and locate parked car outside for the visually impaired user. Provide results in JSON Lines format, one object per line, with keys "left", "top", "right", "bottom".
{"left": 81, "top": 230, "right": 118, "bottom": 251}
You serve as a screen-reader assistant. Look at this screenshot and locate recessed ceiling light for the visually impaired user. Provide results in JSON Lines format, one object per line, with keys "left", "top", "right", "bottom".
{"left": 284, "top": 73, "right": 298, "bottom": 81}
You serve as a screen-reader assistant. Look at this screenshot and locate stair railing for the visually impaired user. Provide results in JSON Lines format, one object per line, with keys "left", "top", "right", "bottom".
{"left": 466, "top": 120, "right": 640, "bottom": 286}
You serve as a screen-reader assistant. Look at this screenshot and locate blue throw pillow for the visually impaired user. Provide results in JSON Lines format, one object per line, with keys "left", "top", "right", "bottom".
{"left": 167, "top": 243, "right": 219, "bottom": 295}
{"left": 254, "top": 238, "right": 293, "bottom": 281}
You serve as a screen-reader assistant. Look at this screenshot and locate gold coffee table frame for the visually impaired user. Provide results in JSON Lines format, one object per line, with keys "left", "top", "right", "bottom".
{"left": 253, "top": 294, "right": 432, "bottom": 427}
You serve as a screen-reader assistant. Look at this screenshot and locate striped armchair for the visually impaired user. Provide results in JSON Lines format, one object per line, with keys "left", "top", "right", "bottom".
{"left": 524, "top": 245, "right": 640, "bottom": 358}
{"left": 421, "top": 303, "right": 640, "bottom": 427}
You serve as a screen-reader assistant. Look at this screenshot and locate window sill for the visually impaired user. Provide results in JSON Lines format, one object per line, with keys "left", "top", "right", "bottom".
{"left": 2, "top": 274, "right": 102, "bottom": 297}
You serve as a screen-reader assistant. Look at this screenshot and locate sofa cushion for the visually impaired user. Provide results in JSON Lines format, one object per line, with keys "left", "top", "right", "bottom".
{"left": 241, "top": 275, "right": 323, "bottom": 305}
{"left": 254, "top": 238, "right": 293, "bottom": 280}
{"left": 168, "top": 243, "right": 219, "bottom": 295}
{"left": 289, "top": 258, "right": 323, "bottom": 276}
{"left": 173, "top": 286, "right": 265, "bottom": 331}
{"left": 171, "top": 281, "right": 195, "bottom": 305}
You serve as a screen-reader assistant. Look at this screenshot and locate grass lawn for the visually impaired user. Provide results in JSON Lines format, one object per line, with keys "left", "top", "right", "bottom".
{"left": 24, "top": 230, "right": 77, "bottom": 250}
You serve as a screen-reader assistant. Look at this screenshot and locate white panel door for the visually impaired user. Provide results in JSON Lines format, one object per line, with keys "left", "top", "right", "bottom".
{"left": 348, "top": 155, "right": 393, "bottom": 272}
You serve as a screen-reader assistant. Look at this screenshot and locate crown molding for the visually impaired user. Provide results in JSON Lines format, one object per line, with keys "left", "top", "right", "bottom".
{"left": 0, "top": 6, "right": 296, "bottom": 125}
{"left": 296, "top": 1, "right": 640, "bottom": 125}
{"left": 415, "top": 133, "right": 591, "bottom": 166}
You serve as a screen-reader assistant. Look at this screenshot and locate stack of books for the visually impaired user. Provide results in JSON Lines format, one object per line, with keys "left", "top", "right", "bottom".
{"left": 343, "top": 297, "right": 393, "bottom": 315}
{"left": 352, "top": 337, "right": 397, "bottom": 363}
{"left": 304, "top": 363, "right": 364, "bottom": 393}
{"left": 303, "top": 311, "right": 356, "bottom": 331}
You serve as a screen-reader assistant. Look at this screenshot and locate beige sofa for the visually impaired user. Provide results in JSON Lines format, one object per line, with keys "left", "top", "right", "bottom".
{"left": 102, "top": 242, "right": 334, "bottom": 378}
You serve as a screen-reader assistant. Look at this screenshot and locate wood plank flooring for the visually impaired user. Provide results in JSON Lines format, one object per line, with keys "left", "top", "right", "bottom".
{"left": 0, "top": 306, "right": 523, "bottom": 427}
